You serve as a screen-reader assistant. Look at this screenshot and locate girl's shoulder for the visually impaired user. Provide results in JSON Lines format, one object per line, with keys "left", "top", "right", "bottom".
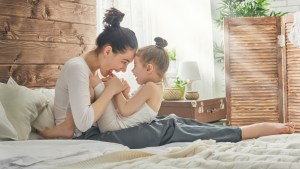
{"left": 141, "top": 81, "right": 163, "bottom": 91}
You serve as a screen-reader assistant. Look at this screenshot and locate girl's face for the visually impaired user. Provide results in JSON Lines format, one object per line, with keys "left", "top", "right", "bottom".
{"left": 101, "top": 48, "right": 136, "bottom": 77}
{"left": 132, "top": 57, "right": 148, "bottom": 85}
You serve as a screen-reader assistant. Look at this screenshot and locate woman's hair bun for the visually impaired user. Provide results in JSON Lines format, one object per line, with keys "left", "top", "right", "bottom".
{"left": 103, "top": 8, "right": 125, "bottom": 29}
{"left": 154, "top": 37, "right": 168, "bottom": 48}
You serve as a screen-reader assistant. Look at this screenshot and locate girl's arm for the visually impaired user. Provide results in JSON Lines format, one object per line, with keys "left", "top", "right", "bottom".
{"left": 114, "top": 82, "right": 157, "bottom": 117}
{"left": 121, "top": 78, "right": 131, "bottom": 99}
{"left": 91, "top": 76, "right": 125, "bottom": 121}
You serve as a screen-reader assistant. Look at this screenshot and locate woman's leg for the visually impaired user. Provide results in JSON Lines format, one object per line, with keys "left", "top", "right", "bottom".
{"left": 39, "top": 113, "right": 75, "bottom": 139}
{"left": 241, "top": 122, "right": 295, "bottom": 140}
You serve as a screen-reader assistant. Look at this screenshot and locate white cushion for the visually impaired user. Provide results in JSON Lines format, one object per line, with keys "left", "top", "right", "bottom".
{"left": 0, "top": 83, "right": 48, "bottom": 140}
{"left": 0, "top": 101, "right": 18, "bottom": 140}
{"left": 6, "top": 77, "right": 56, "bottom": 133}
{"left": 32, "top": 88, "right": 55, "bottom": 131}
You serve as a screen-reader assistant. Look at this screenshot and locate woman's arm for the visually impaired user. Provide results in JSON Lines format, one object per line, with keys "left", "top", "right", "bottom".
{"left": 114, "top": 82, "right": 156, "bottom": 117}
{"left": 67, "top": 65, "right": 124, "bottom": 132}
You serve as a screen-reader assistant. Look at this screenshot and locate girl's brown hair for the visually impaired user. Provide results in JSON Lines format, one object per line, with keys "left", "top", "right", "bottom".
{"left": 136, "top": 37, "right": 169, "bottom": 78}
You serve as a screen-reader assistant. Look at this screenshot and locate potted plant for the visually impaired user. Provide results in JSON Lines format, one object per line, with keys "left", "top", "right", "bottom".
{"left": 166, "top": 48, "right": 177, "bottom": 75}
{"left": 172, "top": 77, "right": 187, "bottom": 100}
{"left": 214, "top": 0, "right": 287, "bottom": 29}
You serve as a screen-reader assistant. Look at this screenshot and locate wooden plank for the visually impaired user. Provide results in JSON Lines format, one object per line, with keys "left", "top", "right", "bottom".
{"left": 0, "top": 0, "right": 96, "bottom": 25}
{"left": 226, "top": 16, "right": 278, "bottom": 25}
{"left": 0, "top": 16, "right": 96, "bottom": 44}
{"left": 0, "top": 40, "right": 95, "bottom": 64}
{"left": 0, "top": 64, "right": 62, "bottom": 87}
{"left": 60, "top": 0, "right": 96, "bottom": 5}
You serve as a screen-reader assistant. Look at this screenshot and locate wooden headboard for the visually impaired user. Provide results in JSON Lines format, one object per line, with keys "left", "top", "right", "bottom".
{"left": 0, "top": 0, "right": 96, "bottom": 88}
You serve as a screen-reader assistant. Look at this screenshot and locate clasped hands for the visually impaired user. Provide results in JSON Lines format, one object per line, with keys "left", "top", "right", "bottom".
{"left": 89, "top": 72, "right": 130, "bottom": 98}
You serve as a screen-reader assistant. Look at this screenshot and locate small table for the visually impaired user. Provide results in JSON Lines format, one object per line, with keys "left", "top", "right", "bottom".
{"left": 158, "top": 98, "right": 227, "bottom": 123}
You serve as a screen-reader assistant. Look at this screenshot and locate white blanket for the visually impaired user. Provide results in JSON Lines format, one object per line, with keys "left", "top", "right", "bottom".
{"left": 59, "top": 134, "right": 300, "bottom": 169}
{"left": 0, "top": 139, "right": 129, "bottom": 169}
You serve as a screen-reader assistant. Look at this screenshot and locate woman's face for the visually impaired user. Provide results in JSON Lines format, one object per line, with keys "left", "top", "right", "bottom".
{"left": 101, "top": 48, "right": 136, "bottom": 77}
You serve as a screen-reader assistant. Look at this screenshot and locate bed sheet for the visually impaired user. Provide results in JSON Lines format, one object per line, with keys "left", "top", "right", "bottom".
{"left": 1, "top": 134, "right": 300, "bottom": 169}
{"left": 59, "top": 134, "right": 300, "bottom": 169}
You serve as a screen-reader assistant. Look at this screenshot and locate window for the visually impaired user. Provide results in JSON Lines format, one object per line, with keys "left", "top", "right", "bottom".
{"left": 97, "top": 0, "right": 215, "bottom": 98}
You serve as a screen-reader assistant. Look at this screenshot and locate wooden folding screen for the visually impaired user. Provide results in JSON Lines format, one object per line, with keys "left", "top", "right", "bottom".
{"left": 224, "top": 17, "right": 283, "bottom": 126}
{"left": 282, "top": 16, "right": 300, "bottom": 133}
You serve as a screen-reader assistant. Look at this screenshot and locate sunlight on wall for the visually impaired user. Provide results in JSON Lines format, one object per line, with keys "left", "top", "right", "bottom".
{"left": 150, "top": 0, "right": 214, "bottom": 99}
{"left": 97, "top": 0, "right": 214, "bottom": 99}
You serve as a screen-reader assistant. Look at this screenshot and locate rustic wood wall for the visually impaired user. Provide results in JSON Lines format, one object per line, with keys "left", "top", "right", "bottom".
{"left": 0, "top": 0, "right": 96, "bottom": 88}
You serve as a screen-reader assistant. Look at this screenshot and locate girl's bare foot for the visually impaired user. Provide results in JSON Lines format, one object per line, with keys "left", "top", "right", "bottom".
{"left": 241, "top": 122, "right": 295, "bottom": 140}
{"left": 280, "top": 122, "right": 295, "bottom": 134}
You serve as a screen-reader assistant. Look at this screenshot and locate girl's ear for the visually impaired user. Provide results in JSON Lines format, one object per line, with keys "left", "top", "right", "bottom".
{"left": 103, "top": 45, "right": 113, "bottom": 57}
{"left": 146, "top": 64, "right": 154, "bottom": 73}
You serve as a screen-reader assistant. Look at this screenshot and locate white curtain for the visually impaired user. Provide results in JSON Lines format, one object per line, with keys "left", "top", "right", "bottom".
{"left": 97, "top": 0, "right": 215, "bottom": 99}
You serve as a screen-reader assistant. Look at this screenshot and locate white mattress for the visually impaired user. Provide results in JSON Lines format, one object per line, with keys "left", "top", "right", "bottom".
{"left": 1, "top": 134, "right": 300, "bottom": 169}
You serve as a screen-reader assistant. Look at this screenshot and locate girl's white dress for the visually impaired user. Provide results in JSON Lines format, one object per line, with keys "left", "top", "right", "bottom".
{"left": 95, "top": 83, "right": 158, "bottom": 132}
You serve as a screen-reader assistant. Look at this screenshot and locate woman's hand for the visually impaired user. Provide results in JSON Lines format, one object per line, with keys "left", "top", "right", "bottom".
{"left": 103, "top": 76, "right": 125, "bottom": 94}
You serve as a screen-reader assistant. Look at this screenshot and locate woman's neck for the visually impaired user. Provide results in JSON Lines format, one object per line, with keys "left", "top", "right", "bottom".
{"left": 83, "top": 50, "right": 100, "bottom": 75}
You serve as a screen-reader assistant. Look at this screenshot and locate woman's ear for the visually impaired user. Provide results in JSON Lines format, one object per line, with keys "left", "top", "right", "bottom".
{"left": 103, "top": 45, "right": 113, "bottom": 57}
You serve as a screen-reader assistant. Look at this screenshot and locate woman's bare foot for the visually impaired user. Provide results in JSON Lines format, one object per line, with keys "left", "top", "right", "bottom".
{"left": 39, "top": 123, "right": 74, "bottom": 139}
{"left": 38, "top": 113, "right": 76, "bottom": 139}
{"left": 241, "top": 122, "right": 295, "bottom": 140}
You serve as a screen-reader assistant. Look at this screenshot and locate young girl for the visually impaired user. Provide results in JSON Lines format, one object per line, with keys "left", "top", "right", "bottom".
{"left": 93, "top": 37, "right": 169, "bottom": 132}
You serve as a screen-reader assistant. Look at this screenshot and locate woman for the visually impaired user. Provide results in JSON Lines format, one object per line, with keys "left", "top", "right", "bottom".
{"left": 39, "top": 7, "right": 138, "bottom": 138}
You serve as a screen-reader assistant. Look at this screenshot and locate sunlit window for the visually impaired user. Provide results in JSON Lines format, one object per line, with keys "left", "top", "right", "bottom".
{"left": 97, "top": 0, "right": 214, "bottom": 98}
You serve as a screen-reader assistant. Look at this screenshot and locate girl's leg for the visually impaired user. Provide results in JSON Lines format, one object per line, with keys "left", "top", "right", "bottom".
{"left": 241, "top": 122, "right": 295, "bottom": 140}
{"left": 39, "top": 113, "right": 75, "bottom": 139}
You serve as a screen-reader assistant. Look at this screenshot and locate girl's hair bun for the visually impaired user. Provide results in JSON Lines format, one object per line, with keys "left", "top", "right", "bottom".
{"left": 154, "top": 37, "right": 168, "bottom": 48}
{"left": 103, "top": 8, "right": 125, "bottom": 29}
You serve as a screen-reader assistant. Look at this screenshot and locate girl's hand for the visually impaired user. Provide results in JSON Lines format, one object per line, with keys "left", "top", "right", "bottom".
{"left": 121, "top": 78, "right": 131, "bottom": 99}
{"left": 103, "top": 76, "right": 125, "bottom": 94}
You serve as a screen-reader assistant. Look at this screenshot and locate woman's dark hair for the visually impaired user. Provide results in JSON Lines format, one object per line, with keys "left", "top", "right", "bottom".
{"left": 136, "top": 37, "right": 169, "bottom": 78}
{"left": 96, "top": 8, "right": 138, "bottom": 54}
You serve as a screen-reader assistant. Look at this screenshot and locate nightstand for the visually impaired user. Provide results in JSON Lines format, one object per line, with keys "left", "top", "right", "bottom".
{"left": 158, "top": 98, "right": 227, "bottom": 123}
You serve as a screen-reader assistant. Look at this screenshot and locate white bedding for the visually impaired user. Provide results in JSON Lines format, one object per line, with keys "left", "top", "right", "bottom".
{"left": 59, "top": 134, "right": 300, "bottom": 169}
{"left": 0, "top": 139, "right": 129, "bottom": 169}
{"left": 1, "top": 134, "right": 300, "bottom": 169}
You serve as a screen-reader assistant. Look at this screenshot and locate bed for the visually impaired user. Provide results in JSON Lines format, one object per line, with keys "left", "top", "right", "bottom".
{"left": 1, "top": 78, "right": 300, "bottom": 169}
{"left": 1, "top": 2, "right": 300, "bottom": 167}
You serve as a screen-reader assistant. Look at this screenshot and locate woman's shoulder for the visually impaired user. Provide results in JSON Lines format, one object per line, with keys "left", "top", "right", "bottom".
{"left": 64, "top": 57, "right": 90, "bottom": 71}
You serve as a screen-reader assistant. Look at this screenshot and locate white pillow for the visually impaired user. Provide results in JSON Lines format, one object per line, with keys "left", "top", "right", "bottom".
{"left": 0, "top": 101, "right": 18, "bottom": 140}
{"left": 6, "top": 77, "right": 56, "bottom": 132}
{"left": 32, "top": 88, "right": 55, "bottom": 131}
{"left": 0, "top": 83, "right": 48, "bottom": 140}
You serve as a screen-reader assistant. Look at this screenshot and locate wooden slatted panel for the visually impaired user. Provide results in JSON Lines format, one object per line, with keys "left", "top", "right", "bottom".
{"left": 282, "top": 15, "right": 300, "bottom": 133}
{"left": 225, "top": 17, "right": 283, "bottom": 126}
